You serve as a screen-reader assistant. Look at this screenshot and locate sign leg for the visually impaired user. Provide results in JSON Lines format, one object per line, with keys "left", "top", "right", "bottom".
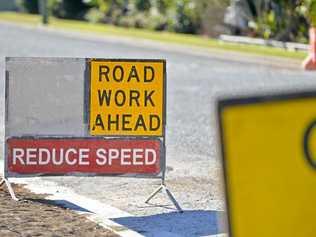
{"left": 145, "top": 185, "right": 163, "bottom": 203}
{"left": 145, "top": 180, "right": 183, "bottom": 213}
{"left": 0, "top": 178, "right": 18, "bottom": 201}
{"left": 165, "top": 187, "right": 183, "bottom": 212}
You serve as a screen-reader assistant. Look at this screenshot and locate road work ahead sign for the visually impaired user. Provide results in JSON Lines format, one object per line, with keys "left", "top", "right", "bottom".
{"left": 218, "top": 92, "right": 316, "bottom": 237}
{"left": 89, "top": 59, "right": 165, "bottom": 136}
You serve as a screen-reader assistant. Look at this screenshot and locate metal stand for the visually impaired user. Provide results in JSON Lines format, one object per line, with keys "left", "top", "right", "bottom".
{"left": 0, "top": 178, "right": 18, "bottom": 201}
{"left": 145, "top": 171, "right": 183, "bottom": 213}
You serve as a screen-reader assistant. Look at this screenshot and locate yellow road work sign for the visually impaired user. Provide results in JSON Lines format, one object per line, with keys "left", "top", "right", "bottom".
{"left": 218, "top": 92, "right": 316, "bottom": 237}
{"left": 89, "top": 59, "right": 165, "bottom": 136}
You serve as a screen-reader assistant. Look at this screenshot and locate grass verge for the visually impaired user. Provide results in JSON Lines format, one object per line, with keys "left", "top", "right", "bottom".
{"left": 0, "top": 12, "right": 307, "bottom": 60}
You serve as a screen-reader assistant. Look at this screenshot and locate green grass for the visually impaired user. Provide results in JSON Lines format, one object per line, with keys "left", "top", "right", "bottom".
{"left": 0, "top": 12, "right": 307, "bottom": 60}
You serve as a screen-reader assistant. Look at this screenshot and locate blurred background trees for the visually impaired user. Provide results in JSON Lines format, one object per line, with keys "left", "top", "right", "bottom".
{"left": 14, "top": 0, "right": 316, "bottom": 43}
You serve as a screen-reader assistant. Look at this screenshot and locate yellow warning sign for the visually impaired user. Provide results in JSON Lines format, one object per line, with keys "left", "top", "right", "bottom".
{"left": 218, "top": 93, "right": 316, "bottom": 237}
{"left": 89, "top": 59, "right": 165, "bottom": 136}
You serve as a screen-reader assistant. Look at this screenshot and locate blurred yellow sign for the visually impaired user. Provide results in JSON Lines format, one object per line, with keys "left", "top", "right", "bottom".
{"left": 218, "top": 92, "right": 316, "bottom": 237}
{"left": 89, "top": 59, "right": 165, "bottom": 136}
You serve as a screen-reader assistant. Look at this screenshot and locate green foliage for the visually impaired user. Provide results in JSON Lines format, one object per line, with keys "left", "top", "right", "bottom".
{"left": 82, "top": 0, "right": 203, "bottom": 34}
{"left": 306, "top": 0, "right": 316, "bottom": 26}
{"left": 17, "top": 0, "right": 227, "bottom": 36}
{"left": 156, "top": 0, "right": 173, "bottom": 14}
{"left": 85, "top": 0, "right": 110, "bottom": 12}
{"left": 51, "top": 0, "right": 90, "bottom": 19}
{"left": 16, "top": 0, "right": 39, "bottom": 14}
{"left": 135, "top": 0, "right": 151, "bottom": 11}
{"left": 85, "top": 7, "right": 104, "bottom": 23}
{"left": 247, "top": 0, "right": 309, "bottom": 43}
{"left": 84, "top": 0, "right": 128, "bottom": 23}
{"left": 174, "top": 0, "right": 200, "bottom": 34}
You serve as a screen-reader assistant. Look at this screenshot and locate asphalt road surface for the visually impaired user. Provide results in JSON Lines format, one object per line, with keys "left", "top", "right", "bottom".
{"left": 1, "top": 22, "right": 316, "bottom": 236}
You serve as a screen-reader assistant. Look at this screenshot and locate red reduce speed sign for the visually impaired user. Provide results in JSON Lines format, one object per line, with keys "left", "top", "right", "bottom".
{"left": 6, "top": 138, "right": 161, "bottom": 175}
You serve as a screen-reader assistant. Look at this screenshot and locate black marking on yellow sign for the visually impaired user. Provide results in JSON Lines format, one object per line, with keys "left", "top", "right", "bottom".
{"left": 303, "top": 119, "right": 316, "bottom": 169}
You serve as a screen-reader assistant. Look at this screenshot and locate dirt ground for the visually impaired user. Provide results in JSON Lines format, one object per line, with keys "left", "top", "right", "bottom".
{"left": 0, "top": 183, "right": 118, "bottom": 237}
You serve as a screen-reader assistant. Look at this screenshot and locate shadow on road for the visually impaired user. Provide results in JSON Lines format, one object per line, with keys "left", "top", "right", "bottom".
{"left": 112, "top": 210, "right": 227, "bottom": 237}
{"left": 26, "top": 198, "right": 93, "bottom": 213}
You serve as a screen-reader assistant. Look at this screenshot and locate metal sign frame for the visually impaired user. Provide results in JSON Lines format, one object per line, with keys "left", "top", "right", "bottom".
{"left": 4, "top": 58, "right": 167, "bottom": 179}
{"left": 2, "top": 57, "right": 181, "bottom": 211}
{"left": 217, "top": 90, "right": 316, "bottom": 237}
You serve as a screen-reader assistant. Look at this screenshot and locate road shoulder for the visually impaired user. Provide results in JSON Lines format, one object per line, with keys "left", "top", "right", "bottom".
{"left": 0, "top": 183, "right": 118, "bottom": 237}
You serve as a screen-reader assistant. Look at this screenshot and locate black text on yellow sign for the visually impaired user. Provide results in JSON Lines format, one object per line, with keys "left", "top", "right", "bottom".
{"left": 89, "top": 59, "right": 165, "bottom": 136}
{"left": 218, "top": 93, "right": 316, "bottom": 237}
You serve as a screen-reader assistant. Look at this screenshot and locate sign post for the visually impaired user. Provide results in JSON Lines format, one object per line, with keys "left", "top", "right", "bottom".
{"left": 0, "top": 178, "right": 18, "bottom": 201}
{"left": 3, "top": 57, "right": 181, "bottom": 212}
{"left": 218, "top": 91, "right": 316, "bottom": 237}
{"left": 38, "top": 0, "right": 49, "bottom": 25}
